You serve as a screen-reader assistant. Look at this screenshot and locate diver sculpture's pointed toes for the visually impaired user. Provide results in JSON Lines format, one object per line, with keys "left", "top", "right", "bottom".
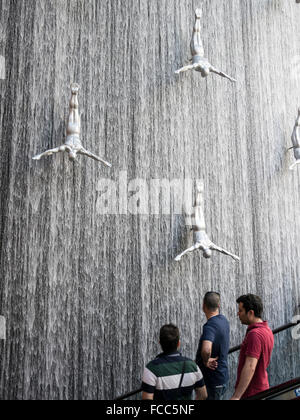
{"left": 195, "top": 8, "right": 202, "bottom": 19}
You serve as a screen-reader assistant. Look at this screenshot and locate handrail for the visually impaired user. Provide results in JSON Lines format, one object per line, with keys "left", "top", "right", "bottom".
{"left": 114, "top": 320, "right": 300, "bottom": 401}
{"left": 245, "top": 377, "right": 300, "bottom": 400}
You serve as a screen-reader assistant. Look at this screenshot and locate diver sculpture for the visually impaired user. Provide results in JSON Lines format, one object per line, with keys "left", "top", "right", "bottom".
{"left": 33, "top": 84, "right": 112, "bottom": 167}
{"left": 175, "top": 183, "right": 240, "bottom": 262}
{"left": 175, "top": 9, "right": 236, "bottom": 83}
{"left": 289, "top": 108, "right": 300, "bottom": 170}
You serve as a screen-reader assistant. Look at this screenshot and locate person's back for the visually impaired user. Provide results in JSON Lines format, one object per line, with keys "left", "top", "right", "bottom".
{"left": 196, "top": 292, "right": 230, "bottom": 400}
{"left": 143, "top": 352, "right": 205, "bottom": 401}
{"left": 142, "top": 324, "right": 207, "bottom": 401}
{"left": 196, "top": 315, "right": 230, "bottom": 387}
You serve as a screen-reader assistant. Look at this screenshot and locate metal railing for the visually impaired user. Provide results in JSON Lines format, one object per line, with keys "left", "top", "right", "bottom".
{"left": 115, "top": 320, "right": 300, "bottom": 401}
{"left": 245, "top": 377, "right": 300, "bottom": 400}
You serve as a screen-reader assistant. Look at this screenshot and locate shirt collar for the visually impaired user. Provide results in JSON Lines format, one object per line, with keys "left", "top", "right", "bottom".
{"left": 157, "top": 351, "right": 181, "bottom": 358}
{"left": 247, "top": 321, "right": 268, "bottom": 332}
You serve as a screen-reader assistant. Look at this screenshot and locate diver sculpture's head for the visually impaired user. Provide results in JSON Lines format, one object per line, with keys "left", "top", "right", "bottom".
{"left": 68, "top": 150, "right": 77, "bottom": 161}
{"left": 201, "top": 65, "right": 210, "bottom": 78}
{"left": 203, "top": 248, "right": 212, "bottom": 259}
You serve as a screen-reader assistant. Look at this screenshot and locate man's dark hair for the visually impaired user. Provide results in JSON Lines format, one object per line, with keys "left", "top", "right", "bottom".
{"left": 204, "top": 292, "right": 221, "bottom": 311}
{"left": 237, "top": 294, "right": 264, "bottom": 318}
{"left": 160, "top": 324, "right": 180, "bottom": 354}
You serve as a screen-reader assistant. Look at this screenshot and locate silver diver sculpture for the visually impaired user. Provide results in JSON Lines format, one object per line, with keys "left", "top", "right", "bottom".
{"left": 175, "top": 183, "right": 240, "bottom": 262}
{"left": 175, "top": 9, "right": 236, "bottom": 83}
{"left": 289, "top": 108, "right": 300, "bottom": 171}
{"left": 33, "top": 84, "right": 111, "bottom": 167}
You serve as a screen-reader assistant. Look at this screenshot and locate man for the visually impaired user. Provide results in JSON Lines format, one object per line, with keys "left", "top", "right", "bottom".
{"left": 196, "top": 292, "right": 230, "bottom": 400}
{"left": 231, "top": 294, "right": 274, "bottom": 400}
{"left": 142, "top": 324, "right": 207, "bottom": 401}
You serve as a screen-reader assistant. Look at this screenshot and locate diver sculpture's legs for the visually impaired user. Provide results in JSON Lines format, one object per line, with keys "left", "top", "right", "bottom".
{"left": 191, "top": 9, "right": 205, "bottom": 57}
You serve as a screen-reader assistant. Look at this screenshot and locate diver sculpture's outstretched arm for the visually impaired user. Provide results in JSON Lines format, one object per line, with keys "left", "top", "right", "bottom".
{"left": 175, "top": 243, "right": 202, "bottom": 262}
{"left": 175, "top": 64, "right": 200, "bottom": 74}
{"left": 210, "top": 66, "right": 237, "bottom": 83}
{"left": 290, "top": 109, "right": 300, "bottom": 170}
{"left": 290, "top": 160, "right": 300, "bottom": 170}
{"left": 79, "top": 148, "right": 112, "bottom": 167}
{"left": 32, "top": 145, "right": 70, "bottom": 160}
{"left": 210, "top": 243, "right": 240, "bottom": 262}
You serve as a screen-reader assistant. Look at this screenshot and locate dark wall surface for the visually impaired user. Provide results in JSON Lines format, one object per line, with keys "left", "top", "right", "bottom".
{"left": 0, "top": 0, "right": 299, "bottom": 400}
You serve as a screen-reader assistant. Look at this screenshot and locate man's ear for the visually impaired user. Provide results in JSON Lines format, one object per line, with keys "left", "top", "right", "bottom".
{"left": 177, "top": 340, "right": 181, "bottom": 349}
{"left": 248, "top": 309, "right": 255, "bottom": 319}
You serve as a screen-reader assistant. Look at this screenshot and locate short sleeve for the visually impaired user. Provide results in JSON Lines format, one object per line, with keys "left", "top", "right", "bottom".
{"left": 194, "top": 366, "right": 205, "bottom": 389}
{"left": 142, "top": 366, "right": 157, "bottom": 394}
{"left": 202, "top": 323, "right": 217, "bottom": 343}
{"left": 245, "top": 331, "right": 262, "bottom": 360}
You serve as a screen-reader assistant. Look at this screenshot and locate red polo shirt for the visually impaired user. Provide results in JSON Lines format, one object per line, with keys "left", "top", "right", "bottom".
{"left": 236, "top": 322, "right": 274, "bottom": 399}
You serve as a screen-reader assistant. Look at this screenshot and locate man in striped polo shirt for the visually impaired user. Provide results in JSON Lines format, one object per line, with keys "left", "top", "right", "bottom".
{"left": 142, "top": 325, "right": 207, "bottom": 401}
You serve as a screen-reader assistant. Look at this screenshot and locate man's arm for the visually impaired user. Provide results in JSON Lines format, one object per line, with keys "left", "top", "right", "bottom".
{"left": 201, "top": 340, "right": 218, "bottom": 370}
{"left": 194, "top": 368, "right": 207, "bottom": 400}
{"left": 142, "top": 392, "right": 154, "bottom": 401}
{"left": 231, "top": 357, "right": 258, "bottom": 400}
{"left": 195, "top": 386, "right": 208, "bottom": 401}
{"left": 142, "top": 366, "right": 157, "bottom": 401}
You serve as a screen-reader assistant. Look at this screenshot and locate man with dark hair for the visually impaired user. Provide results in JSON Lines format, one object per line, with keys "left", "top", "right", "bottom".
{"left": 142, "top": 324, "right": 207, "bottom": 401}
{"left": 196, "top": 292, "right": 230, "bottom": 400}
{"left": 231, "top": 295, "right": 274, "bottom": 400}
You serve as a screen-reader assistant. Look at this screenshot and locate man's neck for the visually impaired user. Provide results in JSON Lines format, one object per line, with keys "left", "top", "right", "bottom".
{"left": 206, "top": 311, "right": 220, "bottom": 321}
{"left": 249, "top": 318, "right": 264, "bottom": 325}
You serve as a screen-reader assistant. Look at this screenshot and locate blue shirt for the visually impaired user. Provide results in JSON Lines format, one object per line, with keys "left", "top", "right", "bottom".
{"left": 196, "top": 314, "right": 230, "bottom": 388}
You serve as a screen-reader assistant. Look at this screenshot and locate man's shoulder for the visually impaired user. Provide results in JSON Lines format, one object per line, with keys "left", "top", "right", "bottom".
{"left": 146, "top": 356, "right": 165, "bottom": 370}
{"left": 246, "top": 325, "right": 274, "bottom": 343}
{"left": 180, "top": 356, "right": 200, "bottom": 371}
{"left": 146, "top": 355, "right": 199, "bottom": 375}
{"left": 206, "top": 314, "right": 229, "bottom": 328}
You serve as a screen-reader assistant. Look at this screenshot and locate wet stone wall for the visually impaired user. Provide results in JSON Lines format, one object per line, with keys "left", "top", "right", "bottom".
{"left": 0, "top": 0, "right": 299, "bottom": 400}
